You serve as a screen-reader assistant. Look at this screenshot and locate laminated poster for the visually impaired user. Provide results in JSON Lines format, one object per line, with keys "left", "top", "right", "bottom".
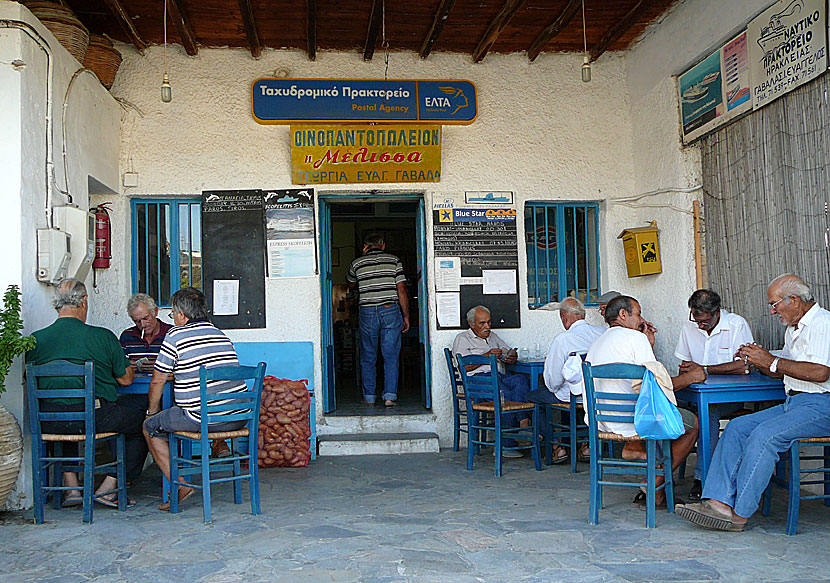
{"left": 265, "top": 188, "right": 317, "bottom": 278}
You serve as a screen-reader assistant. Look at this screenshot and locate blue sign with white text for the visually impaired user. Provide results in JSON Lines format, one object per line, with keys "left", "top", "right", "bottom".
{"left": 252, "top": 78, "right": 477, "bottom": 125}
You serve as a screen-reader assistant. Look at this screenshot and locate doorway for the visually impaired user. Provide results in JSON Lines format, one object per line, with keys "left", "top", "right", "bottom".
{"left": 319, "top": 194, "right": 431, "bottom": 415}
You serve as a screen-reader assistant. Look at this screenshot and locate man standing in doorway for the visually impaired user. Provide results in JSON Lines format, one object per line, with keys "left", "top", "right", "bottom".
{"left": 347, "top": 232, "right": 410, "bottom": 407}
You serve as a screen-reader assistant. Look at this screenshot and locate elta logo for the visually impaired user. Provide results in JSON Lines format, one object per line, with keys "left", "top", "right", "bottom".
{"left": 423, "top": 86, "right": 469, "bottom": 116}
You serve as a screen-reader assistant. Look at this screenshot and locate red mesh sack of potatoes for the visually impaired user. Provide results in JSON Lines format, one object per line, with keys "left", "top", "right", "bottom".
{"left": 258, "top": 376, "right": 312, "bottom": 468}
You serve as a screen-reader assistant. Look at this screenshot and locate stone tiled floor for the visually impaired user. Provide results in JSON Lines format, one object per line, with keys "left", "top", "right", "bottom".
{"left": 3, "top": 450, "right": 829, "bottom": 583}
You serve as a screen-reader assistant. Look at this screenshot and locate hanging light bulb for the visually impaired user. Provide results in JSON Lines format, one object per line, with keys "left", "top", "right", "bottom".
{"left": 161, "top": 72, "right": 172, "bottom": 102}
{"left": 161, "top": 0, "right": 172, "bottom": 102}
{"left": 582, "top": 56, "right": 592, "bottom": 83}
{"left": 581, "top": 0, "right": 591, "bottom": 83}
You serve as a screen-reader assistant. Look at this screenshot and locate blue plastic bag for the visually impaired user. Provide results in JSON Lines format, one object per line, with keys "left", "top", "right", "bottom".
{"left": 633, "top": 368, "right": 684, "bottom": 440}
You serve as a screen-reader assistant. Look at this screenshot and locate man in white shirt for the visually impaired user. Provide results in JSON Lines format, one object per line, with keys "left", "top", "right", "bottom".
{"left": 678, "top": 274, "right": 830, "bottom": 532}
{"left": 453, "top": 305, "right": 529, "bottom": 457}
{"left": 587, "top": 295, "right": 704, "bottom": 507}
{"left": 527, "top": 297, "right": 604, "bottom": 463}
{"left": 675, "top": 289, "right": 755, "bottom": 501}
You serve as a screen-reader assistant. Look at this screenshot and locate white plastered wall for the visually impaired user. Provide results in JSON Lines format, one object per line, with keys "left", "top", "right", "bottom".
{"left": 623, "top": 0, "right": 774, "bottom": 364}
{"left": 0, "top": 1, "right": 120, "bottom": 508}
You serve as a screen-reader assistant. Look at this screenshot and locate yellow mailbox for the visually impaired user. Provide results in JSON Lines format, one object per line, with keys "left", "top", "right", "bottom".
{"left": 618, "top": 221, "right": 662, "bottom": 278}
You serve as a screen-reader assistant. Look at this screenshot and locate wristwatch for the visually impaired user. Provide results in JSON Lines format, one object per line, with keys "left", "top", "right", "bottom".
{"left": 769, "top": 357, "right": 780, "bottom": 373}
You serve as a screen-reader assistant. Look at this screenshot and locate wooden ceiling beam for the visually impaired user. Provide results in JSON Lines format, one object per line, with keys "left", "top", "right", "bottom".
{"left": 472, "top": 0, "right": 526, "bottom": 63}
{"left": 363, "top": 0, "right": 383, "bottom": 61}
{"left": 166, "top": 0, "right": 197, "bottom": 56}
{"left": 237, "top": 0, "right": 262, "bottom": 59}
{"left": 589, "top": 0, "right": 652, "bottom": 62}
{"left": 419, "top": 0, "right": 456, "bottom": 59}
{"left": 101, "top": 0, "right": 147, "bottom": 54}
{"left": 527, "top": 0, "right": 581, "bottom": 62}
{"left": 306, "top": 0, "right": 317, "bottom": 61}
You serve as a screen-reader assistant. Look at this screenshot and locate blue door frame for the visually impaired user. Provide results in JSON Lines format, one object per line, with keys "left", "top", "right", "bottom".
{"left": 318, "top": 193, "right": 431, "bottom": 413}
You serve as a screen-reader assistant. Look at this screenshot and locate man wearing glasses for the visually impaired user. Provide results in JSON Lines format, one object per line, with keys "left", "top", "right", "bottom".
{"left": 675, "top": 289, "right": 754, "bottom": 501}
{"left": 677, "top": 274, "right": 830, "bottom": 531}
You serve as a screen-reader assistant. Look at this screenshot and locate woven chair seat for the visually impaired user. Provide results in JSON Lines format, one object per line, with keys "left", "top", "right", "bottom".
{"left": 41, "top": 432, "right": 118, "bottom": 442}
{"left": 473, "top": 400, "right": 534, "bottom": 413}
{"left": 173, "top": 428, "right": 249, "bottom": 440}
{"left": 547, "top": 401, "right": 583, "bottom": 411}
{"left": 722, "top": 407, "right": 755, "bottom": 420}
{"left": 598, "top": 431, "right": 643, "bottom": 442}
{"left": 455, "top": 392, "right": 465, "bottom": 399}
{"left": 798, "top": 436, "right": 830, "bottom": 443}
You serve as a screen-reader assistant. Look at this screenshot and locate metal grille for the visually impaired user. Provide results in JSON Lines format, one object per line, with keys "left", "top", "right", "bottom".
{"left": 132, "top": 199, "right": 202, "bottom": 306}
{"left": 701, "top": 74, "right": 830, "bottom": 348}
{"left": 525, "top": 202, "right": 600, "bottom": 308}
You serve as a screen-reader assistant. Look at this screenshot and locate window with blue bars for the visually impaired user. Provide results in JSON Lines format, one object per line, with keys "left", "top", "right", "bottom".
{"left": 525, "top": 202, "right": 600, "bottom": 308}
{"left": 131, "top": 199, "right": 201, "bottom": 307}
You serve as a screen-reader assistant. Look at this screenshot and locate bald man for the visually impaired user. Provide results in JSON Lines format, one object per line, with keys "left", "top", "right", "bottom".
{"left": 677, "top": 274, "right": 830, "bottom": 532}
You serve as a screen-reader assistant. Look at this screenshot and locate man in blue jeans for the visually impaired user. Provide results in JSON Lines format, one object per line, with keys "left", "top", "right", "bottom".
{"left": 677, "top": 274, "right": 830, "bottom": 531}
{"left": 347, "top": 232, "right": 410, "bottom": 407}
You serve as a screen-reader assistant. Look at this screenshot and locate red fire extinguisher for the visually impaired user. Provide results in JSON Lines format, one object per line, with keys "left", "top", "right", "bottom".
{"left": 93, "top": 204, "right": 111, "bottom": 269}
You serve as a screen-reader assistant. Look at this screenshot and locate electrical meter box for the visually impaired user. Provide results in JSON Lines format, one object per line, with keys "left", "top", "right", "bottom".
{"left": 617, "top": 222, "right": 662, "bottom": 278}
{"left": 37, "top": 228, "right": 71, "bottom": 284}
{"left": 53, "top": 205, "right": 95, "bottom": 281}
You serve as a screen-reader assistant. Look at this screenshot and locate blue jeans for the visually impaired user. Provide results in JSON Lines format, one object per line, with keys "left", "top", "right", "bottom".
{"left": 693, "top": 402, "right": 745, "bottom": 480}
{"left": 498, "top": 373, "right": 530, "bottom": 447}
{"left": 702, "top": 392, "right": 830, "bottom": 518}
{"left": 359, "top": 304, "right": 403, "bottom": 403}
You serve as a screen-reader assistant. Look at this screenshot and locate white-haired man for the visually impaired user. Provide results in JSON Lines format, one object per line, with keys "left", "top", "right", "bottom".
{"left": 678, "top": 274, "right": 830, "bottom": 531}
{"left": 527, "top": 297, "right": 604, "bottom": 463}
{"left": 453, "top": 305, "right": 528, "bottom": 457}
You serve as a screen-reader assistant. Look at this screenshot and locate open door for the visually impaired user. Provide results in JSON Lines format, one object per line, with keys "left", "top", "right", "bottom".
{"left": 318, "top": 198, "right": 336, "bottom": 413}
{"left": 416, "top": 197, "right": 432, "bottom": 408}
{"left": 319, "top": 193, "right": 431, "bottom": 413}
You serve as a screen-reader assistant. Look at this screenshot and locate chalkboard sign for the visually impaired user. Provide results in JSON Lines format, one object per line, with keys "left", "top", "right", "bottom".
{"left": 433, "top": 207, "right": 520, "bottom": 329}
{"left": 201, "top": 190, "right": 266, "bottom": 329}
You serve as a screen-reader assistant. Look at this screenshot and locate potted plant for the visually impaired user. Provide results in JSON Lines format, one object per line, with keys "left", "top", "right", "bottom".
{"left": 0, "top": 285, "right": 35, "bottom": 509}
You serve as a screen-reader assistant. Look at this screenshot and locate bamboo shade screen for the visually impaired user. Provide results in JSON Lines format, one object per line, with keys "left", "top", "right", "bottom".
{"left": 700, "top": 74, "right": 830, "bottom": 349}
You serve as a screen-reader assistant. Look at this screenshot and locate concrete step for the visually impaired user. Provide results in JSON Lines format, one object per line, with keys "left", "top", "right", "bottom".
{"left": 317, "top": 432, "right": 440, "bottom": 456}
{"left": 318, "top": 412, "right": 437, "bottom": 435}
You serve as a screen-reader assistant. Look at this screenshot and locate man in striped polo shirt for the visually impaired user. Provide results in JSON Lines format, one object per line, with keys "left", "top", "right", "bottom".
{"left": 347, "top": 232, "right": 410, "bottom": 407}
{"left": 143, "top": 287, "right": 248, "bottom": 510}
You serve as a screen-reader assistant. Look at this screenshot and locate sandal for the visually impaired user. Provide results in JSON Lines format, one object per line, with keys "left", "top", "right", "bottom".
{"left": 94, "top": 494, "right": 136, "bottom": 508}
{"left": 551, "top": 446, "right": 569, "bottom": 465}
{"left": 62, "top": 494, "right": 83, "bottom": 508}
{"left": 159, "top": 486, "right": 196, "bottom": 511}
{"left": 577, "top": 445, "right": 590, "bottom": 462}
{"left": 633, "top": 491, "right": 684, "bottom": 509}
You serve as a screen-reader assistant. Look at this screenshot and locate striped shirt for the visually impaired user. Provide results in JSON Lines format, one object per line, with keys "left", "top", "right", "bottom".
{"left": 154, "top": 319, "right": 248, "bottom": 422}
{"left": 347, "top": 249, "right": 406, "bottom": 307}
{"left": 120, "top": 321, "right": 172, "bottom": 360}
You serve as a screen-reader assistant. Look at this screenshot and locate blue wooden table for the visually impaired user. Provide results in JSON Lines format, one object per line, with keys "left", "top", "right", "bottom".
{"left": 118, "top": 373, "right": 173, "bottom": 498}
{"left": 675, "top": 372, "right": 785, "bottom": 484}
{"left": 505, "top": 359, "right": 545, "bottom": 393}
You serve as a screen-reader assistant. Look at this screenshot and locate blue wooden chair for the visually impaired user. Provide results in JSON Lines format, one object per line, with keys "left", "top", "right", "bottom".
{"left": 443, "top": 348, "right": 468, "bottom": 452}
{"left": 582, "top": 361, "right": 675, "bottom": 528}
{"left": 26, "top": 360, "right": 127, "bottom": 524}
{"left": 761, "top": 436, "right": 830, "bottom": 535}
{"left": 458, "top": 354, "right": 542, "bottom": 477}
{"left": 168, "top": 362, "right": 266, "bottom": 523}
{"left": 536, "top": 351, "right": 589, "bottom": 473}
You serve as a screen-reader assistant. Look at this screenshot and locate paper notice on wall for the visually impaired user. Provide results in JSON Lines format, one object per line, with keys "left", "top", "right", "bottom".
{"left": 435, "top": 257, "right": 461, "bottom": 291}
{"left": 436, "top": 292, "right": 461, "bottom": 328}
{"left": 213, "top": 279, "right": 239, "bottom": 316}
{"left": 482, "top": 269, "right": 516, "bottom": 295}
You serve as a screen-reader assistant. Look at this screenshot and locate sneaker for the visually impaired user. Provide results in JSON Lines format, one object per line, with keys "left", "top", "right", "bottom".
{"left": 211, "top": 439, "right": 232, "bottom": 458}
{"left": 688, "top": 479, "right": 703, "bottom": 501}
{"left": 494, "top": 449, "right": 523, "bottom": 458}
